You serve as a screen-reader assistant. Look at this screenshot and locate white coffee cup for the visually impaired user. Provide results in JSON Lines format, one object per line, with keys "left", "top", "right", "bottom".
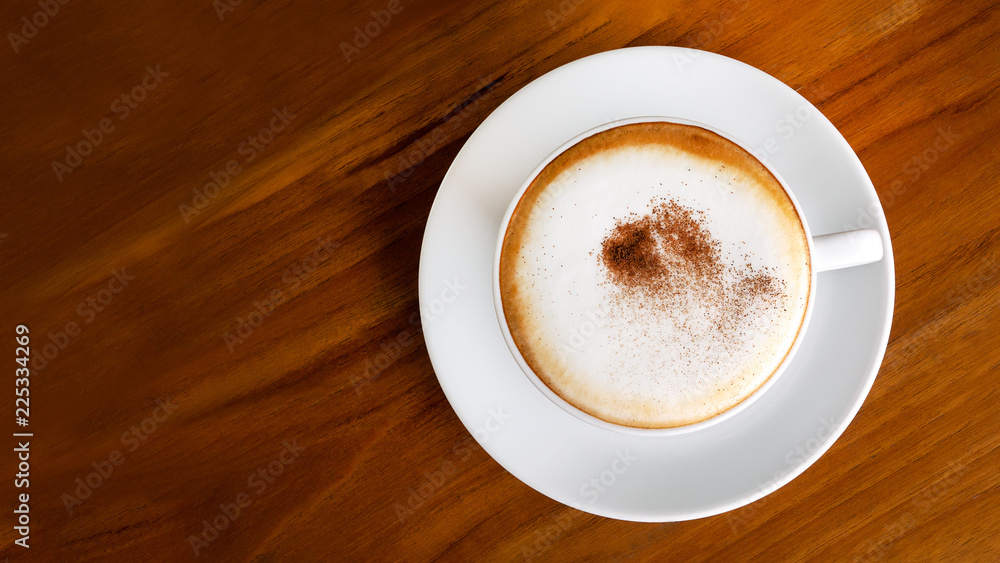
{"left": 492, "top": 116, "right": 884, "bottom": 436}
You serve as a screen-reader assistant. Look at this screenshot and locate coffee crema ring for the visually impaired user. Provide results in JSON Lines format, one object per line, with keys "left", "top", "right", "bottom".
{"left": 499, "top": 122, "right": 810, "bottom": 429}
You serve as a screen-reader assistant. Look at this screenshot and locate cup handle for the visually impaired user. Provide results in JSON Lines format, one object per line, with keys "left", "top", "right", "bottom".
{"left": 812, "top": 229, "right": 884, "bottom": 272}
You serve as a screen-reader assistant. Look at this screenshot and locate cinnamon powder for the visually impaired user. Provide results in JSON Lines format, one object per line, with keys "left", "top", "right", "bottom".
{"left": 599, "top": 198, "right": 785, "bottom": 335}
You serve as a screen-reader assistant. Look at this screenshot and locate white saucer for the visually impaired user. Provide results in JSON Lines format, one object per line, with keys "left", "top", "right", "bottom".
{"left": 418, "top": 47, "right": 894, "bottom": 522}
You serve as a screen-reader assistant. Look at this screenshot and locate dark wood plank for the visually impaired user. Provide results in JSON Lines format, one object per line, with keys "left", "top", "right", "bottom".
{"left": 0, "top": 0, "right": 998, "bottom": 560}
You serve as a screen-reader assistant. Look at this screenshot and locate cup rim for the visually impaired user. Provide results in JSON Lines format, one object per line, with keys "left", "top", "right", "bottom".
{"left": 491, "top": 116, "right": 817, "bottom": 437}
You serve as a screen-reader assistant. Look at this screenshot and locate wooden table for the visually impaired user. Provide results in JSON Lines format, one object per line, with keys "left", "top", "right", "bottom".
{"left": 1, "top": 0, "right": 998, "bottom": 560}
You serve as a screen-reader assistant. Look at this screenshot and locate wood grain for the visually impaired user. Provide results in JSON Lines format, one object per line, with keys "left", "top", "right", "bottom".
{"left": 1, "top": 0, "right": 998, "bottom": 560}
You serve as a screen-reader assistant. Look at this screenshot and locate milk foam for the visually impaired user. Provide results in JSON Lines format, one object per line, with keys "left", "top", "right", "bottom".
{"left": 500, "top": 123, "right": 810, "bottom": 428}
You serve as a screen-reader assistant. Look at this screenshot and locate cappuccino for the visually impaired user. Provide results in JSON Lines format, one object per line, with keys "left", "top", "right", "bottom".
{"left": 498, "top": 122, "right": 810, "bottom": 429}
